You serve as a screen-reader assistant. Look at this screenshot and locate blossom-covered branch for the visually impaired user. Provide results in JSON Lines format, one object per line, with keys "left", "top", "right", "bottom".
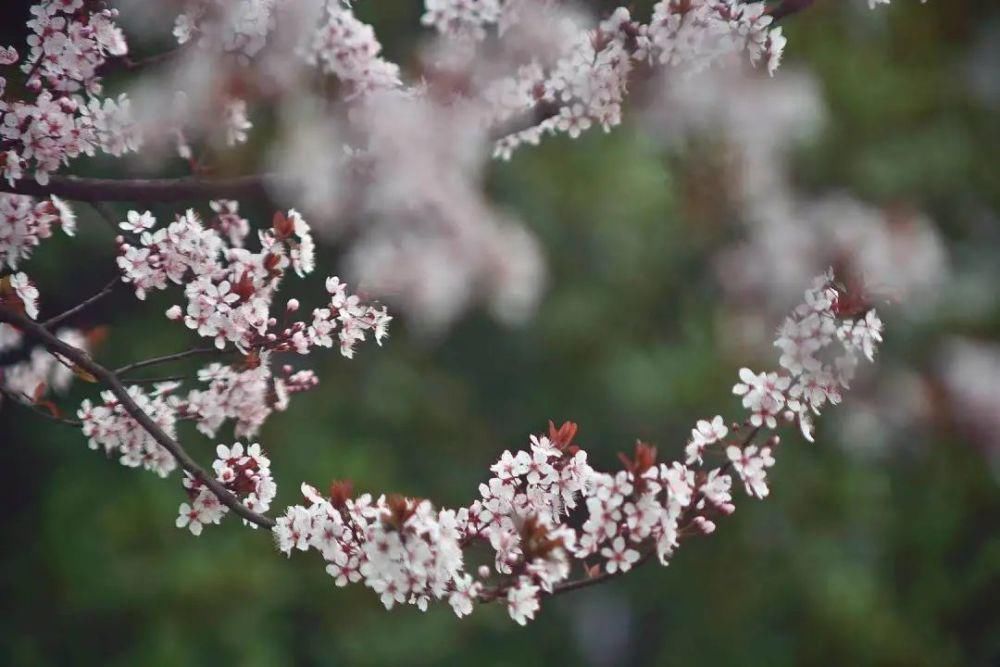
{"left": 0, "top": 0, "right": 907, "bottom": 629}
{"left": 2, "top": 200, "right": 390, "bottom": 530}
{"left": 269, "top": 272, "right": 884, "bottom": 623}
{"left": 0, "top": 305, "right": 275, "bottom": 527}
{"left": 0, "top": 0, "right": 905, "bottom": 327}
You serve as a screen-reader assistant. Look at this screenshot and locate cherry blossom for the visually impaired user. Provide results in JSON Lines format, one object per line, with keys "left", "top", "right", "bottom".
{"left": 685, "top": 415, "right": 729, "bottom": 464}
{"left": 0, "top": 0, "right": 910, "bottom": 629}
{"left": 176, "top": 441, "right": 276, "bottom": 533}
{"left": 78, "top": 385, "right": 179, "bottom": 478}
{"left": 506, "top": 578, "right": 541, "bottom": 625}
{"left": 0, "top": 195, "right": 76, "bottom": 269}
{"left": 728, "top": 443, "right": 777, "bottom": 498}
{"left": 8, "top": 272, "right": 40, "bottom": 319}
{"left": 601, "top": 536, "right": 641, "bottom": 574}
{"left": 266, "top": 270, "right": 884, "bottom": 623}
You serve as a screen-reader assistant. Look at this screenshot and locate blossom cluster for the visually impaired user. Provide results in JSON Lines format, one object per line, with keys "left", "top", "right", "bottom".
{"left": 69, "top": 202, "right": 388, "bottom": 514}
{"left": 465, "top": 1, "right": 787, "bottom": 159}
{"left": 116, "top": 203, "right": 389, "bottom": 357}
{"left": 0, "top": 194, "right": 75, "bottom": 270}
{"left": 75, "top": 353, "right": 317, "bottom": 483}
{"left": 271, "top": 270, "right": 884, "bottom": 624}
{"left": 0, "top": 0, "right": 899, "bottom": 191}
{"left": 179, "top": 355, "right": 318, "bottom": 439}
{"left": 175, "top": 0, "right": 402, "bottom": 94}
{"left": 421, "top": 0, "right": 505, "bottom": 41}
{"left": 301, "top": 0, "right": 402, "bottom": 97}
{"left": 177, "top": 442, "right": 276, "bottom": 534}
{"left": 766, "top": 270, "right": 884, "bottom": 441}
{"left": 159, "top": 0, "right": 892, "bottom": 170}
{"left": 21, "top": 0, "right": 127, "bottom": 94}
{"left": 173, "top": 0, "right": 277, "bottom": 59}
{"left": 79, "top": 384, "right": 179, "bottom": 478}
{"left": 74, "top": 262, "right": 383, "bottom": 483}
{"left": 0, "top": 0, "right": 901, "bottom": 336}
{"left": 0, "top": 271, "right": 41, "bottom": 320}
{"left": 1, "top": 1, "right": 139, "bottom": 185}
{"left": 0, "top": 193, "right": 82, "bottom": 413}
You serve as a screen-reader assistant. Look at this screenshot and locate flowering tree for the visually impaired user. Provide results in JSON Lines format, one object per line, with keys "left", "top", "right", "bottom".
{"left": 0, "top": 0, "right": 906, "bottom": 625}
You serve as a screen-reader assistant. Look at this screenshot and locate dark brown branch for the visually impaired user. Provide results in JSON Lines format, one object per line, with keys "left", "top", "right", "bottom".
{"left": 0, "top": 174, "right": 274, "bottom": 203}
{"left": 0, "top": 307, "right": 275, "bottom": 529}
{"left": 768, "top": 0, "right": 821, "bottom": 22}
{"left": 87, "top": 201, "right": 123, "bottom": 233}
{"left": 120, "top": 47, "right": 186, "bottom": 72}
{"left": 114, "top": 347, "right": 225, "bottom": 376}
{"left": 127, "top": 374, "right": 196, "bottom": 385}
{"left": 551, "top": 550, "right": 656, "bottom": 596}
{"left": 42, "top": 276, "right": 120, "bottom": 329}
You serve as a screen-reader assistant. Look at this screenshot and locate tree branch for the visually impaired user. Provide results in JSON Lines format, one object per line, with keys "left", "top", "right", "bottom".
{"left": 42, "top": 276, "right": 120, "bottom": 329}
{"left": 126, "top": 374, "right": 197, "bottom": 385}
{"left": 0, "top": 307, "right": 275, "bottom": 529}
{"left": 768, "top": 0, "right": 821, "bottom": 21}
{"left": 0, "top": 386, "right": 83, "bottom": 427}
{"left": 114, "top": 347, "right": 226, "bottom": 376}
{"left": 0, "top": 174, "right": 274, "bottom": 203}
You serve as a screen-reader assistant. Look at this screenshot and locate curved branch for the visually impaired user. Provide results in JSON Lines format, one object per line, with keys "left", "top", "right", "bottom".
{"left": 0, "top": 174, "right": 275, "bottom": 203}
{"left": 0, "top": 307, "right": 275, "bottom": 529}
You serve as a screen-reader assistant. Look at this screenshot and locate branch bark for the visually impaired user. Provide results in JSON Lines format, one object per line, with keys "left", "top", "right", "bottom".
{"left": 768, "top": 0, "right": 821, "bottom": 21}
{"left": 0, "top": 174, "right": 274, "bottom": 203}
{"left": 0, "top": 307, "right": 275, "bottom": 529}
{"left": 42, "top": 276, "right": 120, "bottom": 329}
{"left": 115, "top": 347, "right": 225, "bottom": 376}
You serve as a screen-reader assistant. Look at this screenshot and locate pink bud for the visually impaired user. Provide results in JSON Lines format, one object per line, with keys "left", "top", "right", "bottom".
{"left": 694, "top": 517, "right": 716, "bottom": 534}
{"left": 286, "top": 298, "right": 300, "bottom": 312}
{"left": 477, "top": 565, "right": 490, "bottom": 578}
{"left": 165, "top": 305, "right": 182, "bottom": 320}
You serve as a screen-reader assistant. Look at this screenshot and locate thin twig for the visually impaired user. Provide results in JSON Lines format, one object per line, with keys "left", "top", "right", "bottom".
{"left": 120, "top": 47, "right": 185, "bottom": 71}
{"left": 87, "top": 201, "right": 122, "bottom": 233}
{"left": 768, "top": 0, "right": 820, "bottom": 22}
{"left": 127, "top": 374, "right": 196, "bottom": 385}
{"left": 0, "top": 307, "right": 274, "bottom": 528}
{"left": 42, "top": 276, "right": 120, "bottom": 329}
{"left": 0, "top": 386, "right": 82, "bottom": 427}
{"left": 115, "top": 347, "right": 224, "bottom": 376}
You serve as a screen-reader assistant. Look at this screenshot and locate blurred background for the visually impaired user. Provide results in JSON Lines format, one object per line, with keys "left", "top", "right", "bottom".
{"left": 1, "top": 0, "right": 999, "bottom": 665}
